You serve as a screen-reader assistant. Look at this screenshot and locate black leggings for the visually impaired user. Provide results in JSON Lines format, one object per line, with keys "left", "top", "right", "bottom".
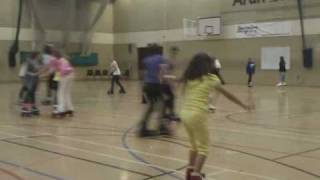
{"left": 24, "top": 77, "right": 39, "bottom": 105}
{"left": 109, "top": 75, "right": 125, "bottom": 93}
{"left": 140, "top": 83, "right": 166, "bottom": 132}
{"left": 248, "top": 74, "right": 253, "bottom": 85}
{"left": 161, "top": 84, "right": 175, "bottom": 116}
{"left": 19, "top": 84, "right": 28, "bottom": 100}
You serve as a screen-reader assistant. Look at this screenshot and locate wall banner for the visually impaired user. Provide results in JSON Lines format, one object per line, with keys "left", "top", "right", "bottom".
{"left": 234, "top": 21, "right": 291, "bottom": 38}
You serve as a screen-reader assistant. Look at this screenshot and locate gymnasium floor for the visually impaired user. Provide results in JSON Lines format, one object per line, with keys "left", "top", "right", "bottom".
{"left": 0, "top": 81, "right": 319, "bottom": 180}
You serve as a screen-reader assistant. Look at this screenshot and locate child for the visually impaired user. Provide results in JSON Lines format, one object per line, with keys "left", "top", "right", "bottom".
{"left": 160, "top": 62, "right": 179, "bottom": 121}
{"left": 42, "top": 50, "right": 74, "bottom": 118}
{"left": 180, "top": 53, "right": 251, "bottom": 180}
{"left": 21, "top": 52, "right": 41, "bottom": 117}
{"left": 42, "top": 44, "right": 57, "bottom": 105}
{"left": 277, "top": 56, "right": 287, "bottom": 86}
{"left": 18, "top": 61, "right": 27, "bottom": 103}
{"left": 208, "top": 57, "right": 225, "bottom": 112}
{"left": 108, "top": 60, "right": 126, "bottom": 95}
{"left": 246, "top": 58, "right": 256, "bottom": 87}
{"left": 139, "top": 47, "right": 169, "bottom": 137}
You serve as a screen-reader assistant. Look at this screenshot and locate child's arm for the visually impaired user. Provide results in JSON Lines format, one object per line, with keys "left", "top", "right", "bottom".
{"left": 215, "top": 85, "right": 252, "bottom": 111}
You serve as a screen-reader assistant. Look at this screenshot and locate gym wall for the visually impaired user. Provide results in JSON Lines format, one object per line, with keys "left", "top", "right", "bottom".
{"left": 0, "top": 0, "right": 114, "bottom": 82}
{"left": 113, "top": 0, "right": 320, "bottom": 86}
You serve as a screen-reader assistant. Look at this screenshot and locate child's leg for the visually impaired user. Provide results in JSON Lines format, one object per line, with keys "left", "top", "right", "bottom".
{"left": 47, "top": 73, "right": 54, "bottom": 98}
{"left": 193, "top": 155, "right": 207, "bottom": 174}
{"left": 182, "top": 114, "right": 199, "bottom": 180}
{"left": 165, "top": 85, "right": 175, "bottom": 115}
{"left": 65, "top": 74, "right": 74, "bottom": 111}
{"left": 109, "top": 75, "right": 116, "bottom": 93}
{"left": 115, "top": 76, "right": 125, "bottom": 92}
{"left": 189, "top": 150, "right": 197, "bottom": 167}
{"left": 19, "top": 77, "right": 28, "bottom": 100}
{"left": 19, "top": 86, "right": 28, "bottom": 100}
{"left": 57, "top": 77, "right": 67, "bottom": 113}
{"left": 140, "top": 84, "right": 156, "bottom": 133}
{"left": 52, "top": 81, "right": 59, "bottom": 105}
{"left": 189, "top": 114, "right": 209, "bottom": 174}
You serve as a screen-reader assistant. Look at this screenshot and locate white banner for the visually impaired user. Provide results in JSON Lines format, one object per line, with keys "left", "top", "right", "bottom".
{"left": 235, "top": 22, "right": 291, "bottom": 38}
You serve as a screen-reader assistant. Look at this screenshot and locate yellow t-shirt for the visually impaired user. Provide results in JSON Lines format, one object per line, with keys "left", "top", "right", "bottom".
{"left": 181, "top": 74, "right": 221, "bottom": 112}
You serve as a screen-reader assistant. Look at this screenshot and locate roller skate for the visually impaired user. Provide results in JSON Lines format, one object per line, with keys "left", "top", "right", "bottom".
{"left": 31, "top": 106, "right": 40, "bottom": 116}
{"left": 186, "top": 168, "right": 206, "bottom": 180}
{"left": 64, "top": 110, "right": 74, "bottom": 117}
{"left": 208, "top": 105, "right": 216, "bottom": 113}
{"left": 119, "top": 89, "right": 126, "bottom": 94}
{"left": 51, "top": 106, "right": 65, "bottom": 118}
{"left": 21, "top": 104, "right": 32, "bottom": 117}
{"left": 52, "top": 112, "right": 65, "bottom": 118}
{"left": 190, "top": 172, "right": 206, "bottom": 180}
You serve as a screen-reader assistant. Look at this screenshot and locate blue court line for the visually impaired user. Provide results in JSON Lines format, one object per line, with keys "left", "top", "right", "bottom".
{"left": 0, "top": 160, "right": 66, "bottom": 180}
{"left": 121, "top": 125, "right": 183, "bottom": 180}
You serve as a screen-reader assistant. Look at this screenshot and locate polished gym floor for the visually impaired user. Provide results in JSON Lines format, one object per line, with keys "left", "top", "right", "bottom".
{"left": 0, "top": 81, "right": 319, "bottom": 180}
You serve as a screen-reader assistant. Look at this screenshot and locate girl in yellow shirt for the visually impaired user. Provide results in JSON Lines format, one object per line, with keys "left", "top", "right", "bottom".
{"left": 181, "top": 53, "right": 252, "bottom": 180}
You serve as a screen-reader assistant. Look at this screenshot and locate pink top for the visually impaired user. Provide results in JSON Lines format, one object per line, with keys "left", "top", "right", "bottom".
{"left": 49, "top": 57, "right": 73, "bottom": 77}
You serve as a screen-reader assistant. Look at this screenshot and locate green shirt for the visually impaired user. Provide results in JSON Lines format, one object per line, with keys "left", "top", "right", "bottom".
{"left": 181, "top": 74, "right": 221, "bottom": 112}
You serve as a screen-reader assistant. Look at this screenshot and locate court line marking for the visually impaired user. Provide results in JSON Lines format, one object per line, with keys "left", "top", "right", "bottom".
{"left": 3, "top": 118, "right": 320, "bottom": 145}
{"left": 0, "top": 160, "right": 65, "bottom": 180}
{"left": 0, "top": 130, "right": 191, "bottom": 179}
{"left": 225, "top": 111, "right": 320, "bottom": 133}
{"left": 1, "top": 127, "right": 279, "bottom": 180}
{"left": 0, "top": 166, "right": 25, "bottom": 180}
{"left": 3, "top": 123, "right": 320, "bottom": 145}
{"left": 207, "top": 127, "right": 320, "bottom": 144}
{"left": 160, "top": 137, "right": 320, "bottom": 179}
{"left": 273, "top": 147, "right": 320, "bottom": 161}
{"left": 207, "top": 169, "right": 229, "bottom": 177}
{"left": 210, "top": 124, "right": 320, "bottom": 139}
{"left": 2, "top": 140, "right": 152, "bottom": 178}
{"left": 121, "top": 125, "right": 186, "bottom": 180}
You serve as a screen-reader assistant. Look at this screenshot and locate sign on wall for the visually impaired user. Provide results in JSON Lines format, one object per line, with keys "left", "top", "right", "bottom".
{"left": 235, "top": 21, "right": 291, "bottom": 38}
{"left": 222, "top": 0, "right": 295, "bottom": 12}
{"left": 232, "top": 0, "right": 285, "bottom": 7}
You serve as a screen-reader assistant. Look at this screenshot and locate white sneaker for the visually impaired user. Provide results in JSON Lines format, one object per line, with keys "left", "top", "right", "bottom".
{"left": 276, "top": 83, "right": 282, "bottom": 87}
{"left": 208, "top": 105, "right": 216, "bottom": 112}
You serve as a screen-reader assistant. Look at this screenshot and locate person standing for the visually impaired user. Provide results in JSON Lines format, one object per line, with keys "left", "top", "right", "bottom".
{"left": 49, "top": 50, "right": 75, "bottom": 117}
{"left": 108, "top": 60, "right": 126, "bottom": 95}
{"left": 18, "top": 60, "right": 28, "bottom": 103}
{"left": 180, "top": 53, "right": 251, "bottom": 180}
{"left": 21, "top": 52, "right": 41, "bottom": 116}
{"left": 139, "top": 46, "right": 169, "bottom": 137}
{"left": 246, "top": 58, "right": 256, "bottom": 87}
{"left": 160, "top": 62, "right": 179, "bottom": 121}
{"left": 277, "top": 56, "right": 287, "bottom": 86}
{"left": 208, "top": 58, "right": 225, "bottom": 112}
{"left": 42, "top": 44, "right": 57, "bottom": 105}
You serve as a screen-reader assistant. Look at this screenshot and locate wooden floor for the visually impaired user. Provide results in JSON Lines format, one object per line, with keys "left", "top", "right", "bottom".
{"left": 0, "top": 81, "right": 319, "bottom": 180}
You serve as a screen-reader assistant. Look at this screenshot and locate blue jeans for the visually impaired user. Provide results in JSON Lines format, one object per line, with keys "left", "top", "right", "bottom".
{"left": 280, "top": 72, "right": 286, "bottom": 83}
